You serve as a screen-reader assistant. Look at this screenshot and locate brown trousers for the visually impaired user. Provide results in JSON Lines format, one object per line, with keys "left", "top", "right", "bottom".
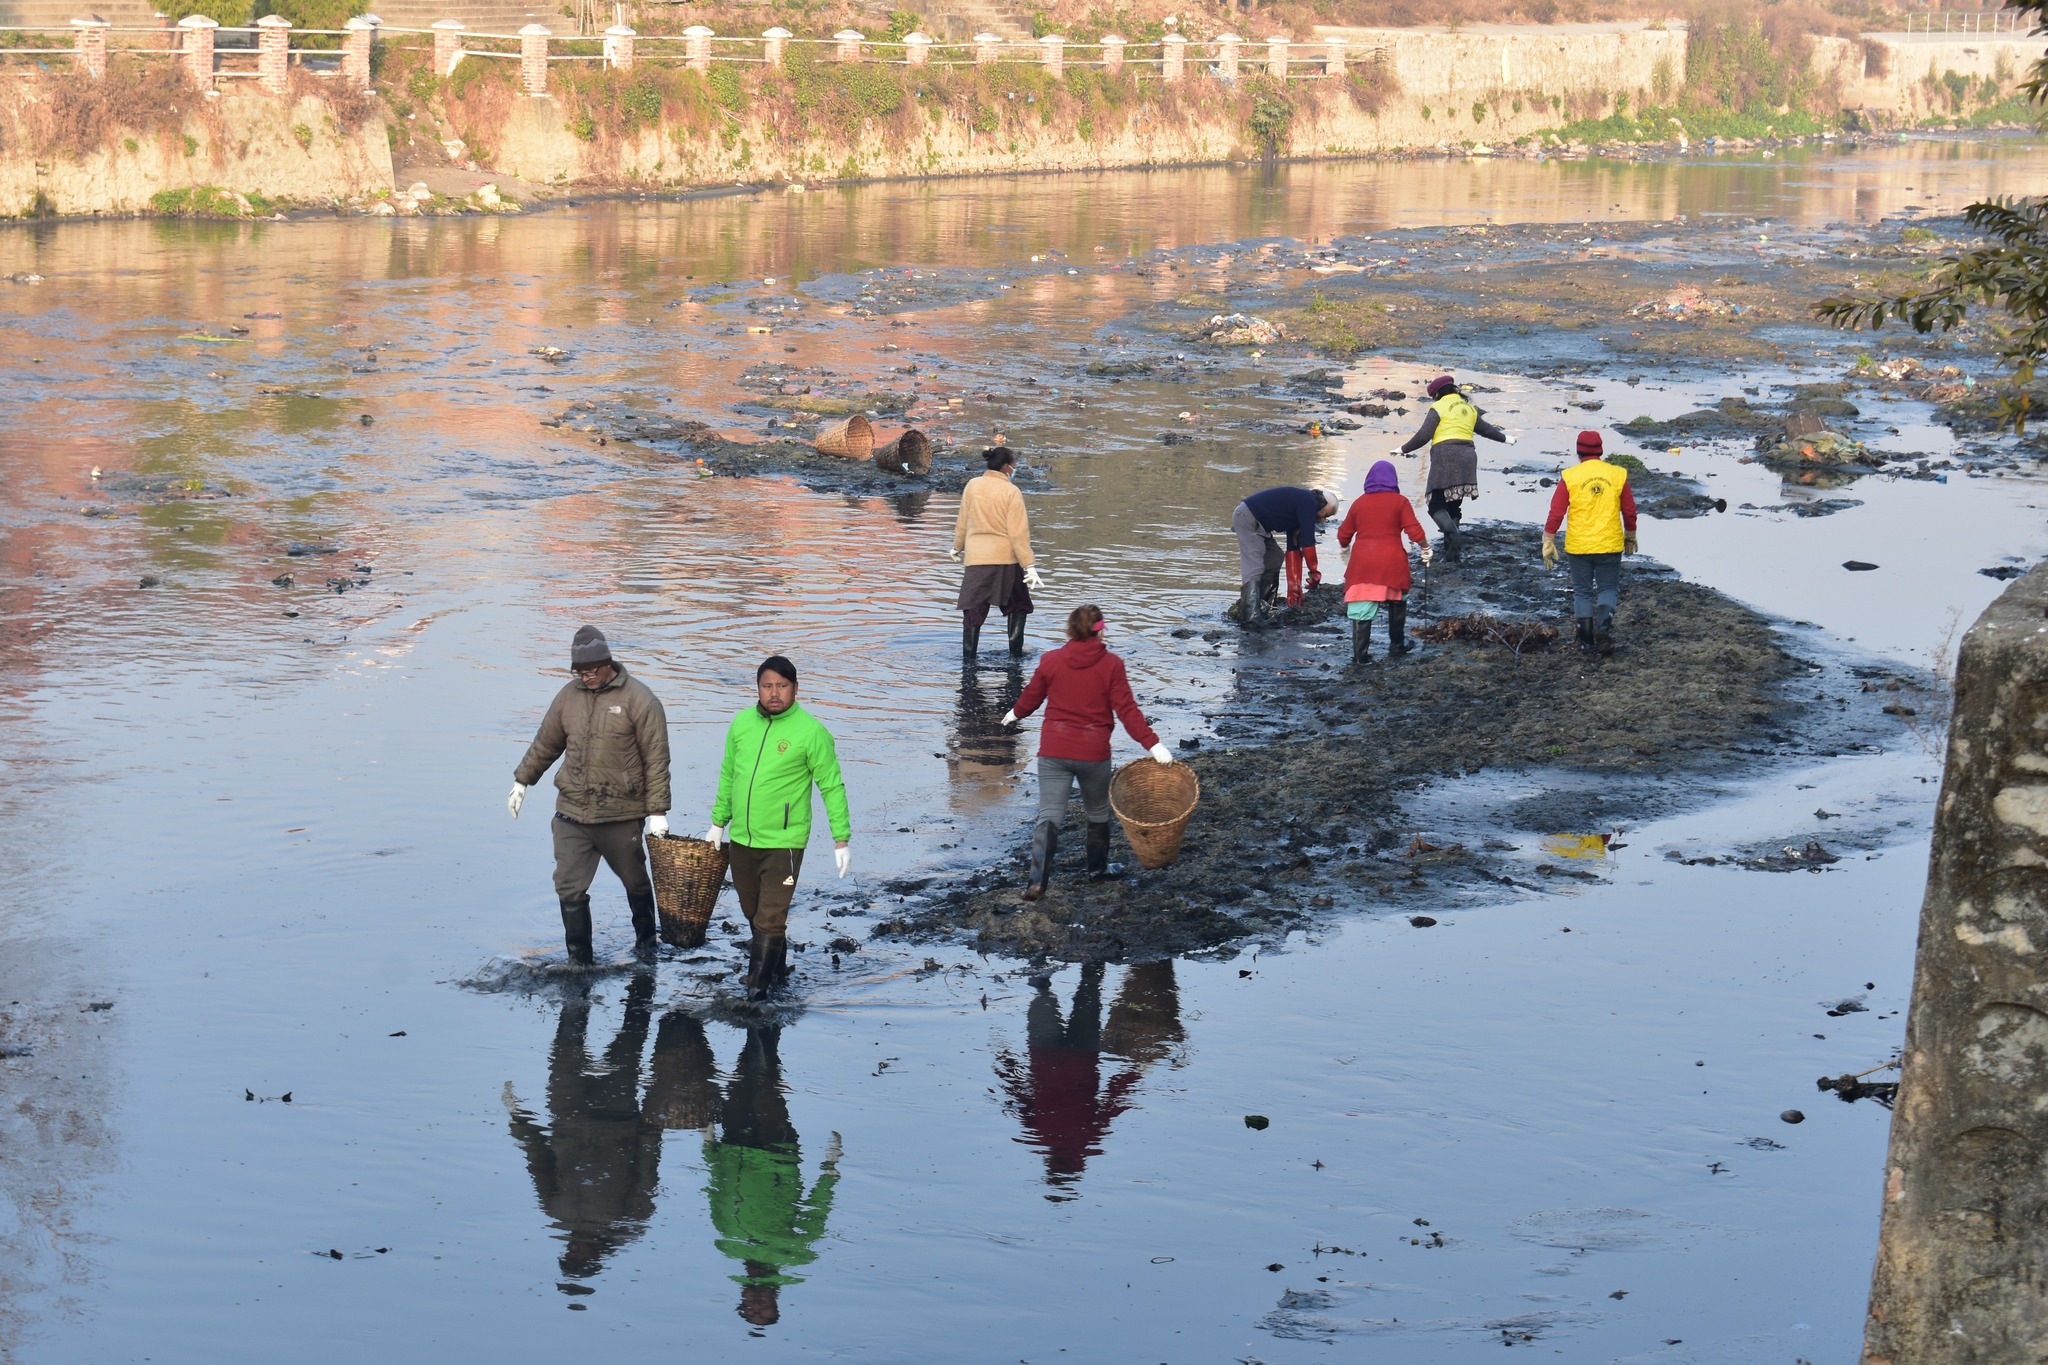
{"left": 551, "top": 814, "right": 653, "bottom": 903}
{"left": 728, "top": 843, "right": 805, "bottom": 936}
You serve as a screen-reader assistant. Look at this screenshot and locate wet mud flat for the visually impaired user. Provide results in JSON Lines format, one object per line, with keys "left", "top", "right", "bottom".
{"left": 875, "top": 530, "right": 1908, "bottom": 962}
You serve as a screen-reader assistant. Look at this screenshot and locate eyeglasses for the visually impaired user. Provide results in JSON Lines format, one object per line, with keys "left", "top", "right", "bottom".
{"left": 570, "top": 663, "right": 610, "bottom": 677}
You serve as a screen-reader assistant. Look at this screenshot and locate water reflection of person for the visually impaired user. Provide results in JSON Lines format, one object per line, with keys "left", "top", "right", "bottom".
{"left": 994, "top": 961, "right": 1186, "bottom": 1199}
{"left": 946, "top": 657, "right": 1024, "bottom": 814}
{"left": 505, "top": 974, "right": 664, "bottom": 1289}
{"left": 702, "top": 1028, "right": 840, "bottom": 1325}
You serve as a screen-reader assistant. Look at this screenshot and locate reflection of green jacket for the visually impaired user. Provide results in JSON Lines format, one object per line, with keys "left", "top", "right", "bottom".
{"left": 705, "top": 1140, "right": 838, "bottom": 1285}
{"left": 709, "top": 702, "right": 852, "bottom": 848}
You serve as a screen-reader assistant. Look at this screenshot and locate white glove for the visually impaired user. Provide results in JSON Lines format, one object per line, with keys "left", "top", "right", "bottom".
{"left": 834, "top": 845, "right": 851, "bottom": 878}
{"left": 1149, "top": 743, "right": 1174, "bottom": 765}
{"left": 646, "top": 814, "right": 668, "bottom": 838}
{"left": 1418, "top": 540, "right": 1434, "bottom": 565}
{"left": 704, "top": 825, "right": 726, "bottom": 847}
{"left": 1504, "top": 433, "right": 1518, "bottom": 445}
{"left": 507, "top": 782, "right": 525, "bottom": 819}
{"left": 1023, "top": 564, "right": 1044, "bottom": 590}
{"left": 948, "top": 546, "right": 963, "bottom": 562}
{"left": 1000, "top": 709, "right": 1018, "bottom": 726}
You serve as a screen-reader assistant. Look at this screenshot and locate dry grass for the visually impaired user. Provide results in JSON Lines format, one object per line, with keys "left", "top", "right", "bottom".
{"left": 20, "top": 58, "right": 200, "bottom": 161}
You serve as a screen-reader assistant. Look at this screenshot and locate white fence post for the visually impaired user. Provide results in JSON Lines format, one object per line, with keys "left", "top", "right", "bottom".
{"left": 518, "top": 22, "right": 549, "bottom": 95}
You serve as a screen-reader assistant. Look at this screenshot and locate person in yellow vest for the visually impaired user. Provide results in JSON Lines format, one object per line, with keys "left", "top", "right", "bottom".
{"left": 1399, "top": 374, "right": 1515, "bottom": 564}
{"left": 1542, "top": 430, "right": 1639, "bottom": 656}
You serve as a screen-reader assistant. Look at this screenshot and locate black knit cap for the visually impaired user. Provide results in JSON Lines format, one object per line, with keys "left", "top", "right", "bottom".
{"left": 983, "top": 446, "right": 1016, "bottom": 471}
{"left": 570, "top": 625, "right": 611, "bottom": 667}
{"left": 757, "top": 655, "right": 797, "bottom": 684}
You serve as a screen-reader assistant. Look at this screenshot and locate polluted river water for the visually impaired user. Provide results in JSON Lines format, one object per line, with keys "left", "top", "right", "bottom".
{"left": 2, "top": 137, "right": 2047, "bottom": 1362}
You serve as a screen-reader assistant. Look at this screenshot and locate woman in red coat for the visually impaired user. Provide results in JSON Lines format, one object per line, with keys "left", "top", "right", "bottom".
{"left": 1335, "top": 460, "right": 1431, "bottom": 664}
{"left": 1002, "top": 605, "right": 1176, "bottom": 900}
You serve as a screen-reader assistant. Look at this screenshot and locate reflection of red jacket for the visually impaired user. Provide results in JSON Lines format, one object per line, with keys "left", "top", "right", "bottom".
{"left": 1012, "top": 637, "right": 1160, "bottom": 763}
{"left": 1336, "top": 492, "right": 1428, "bottom": 593}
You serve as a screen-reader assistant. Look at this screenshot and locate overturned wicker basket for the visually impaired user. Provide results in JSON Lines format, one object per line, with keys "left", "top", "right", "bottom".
{"left": 873, "top": 428, "right": 932, "bottom": 476}
{"left": 814, "top": 414, "right": 874, "bottom": 460}
{"left": 1108, "top": 759, "right": 1201, "bottom": 870}
{"left": 645, "top": 832, "right": 727, "bottom": 950}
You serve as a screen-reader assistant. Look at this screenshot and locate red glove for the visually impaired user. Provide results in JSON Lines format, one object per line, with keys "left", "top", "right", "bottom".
{"left": 1302, "top": 545, "right": 1322, "bottom": 590}
{"left": 1284, "top": 549, "right": 1305, "bottom": 606}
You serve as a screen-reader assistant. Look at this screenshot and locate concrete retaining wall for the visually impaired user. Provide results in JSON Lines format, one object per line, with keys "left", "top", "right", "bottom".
{"left": 1817, "top": 32, "right": 2036, "bottom": 123}
{"left": 1864, "top": 563, "right": 2048, "bottom": 1364}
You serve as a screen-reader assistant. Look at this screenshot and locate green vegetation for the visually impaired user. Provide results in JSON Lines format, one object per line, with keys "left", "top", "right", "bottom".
{"left": 1277, "top": 291, "right": 1401, "bottom": 357}
{"left": 291, "top": 123, "right": 313, "bottom": 150}
{"left": 1247, "top": 81, "right": 1293, "bottom": 153}
{"left": 160, "top": 0, "right": 252, "bottom": 25}
{"left": 1608, "top": 451, "right": 1647, "bottom": 472}
{"left": 150, "top": 186, "right": 275, "bottom": 217}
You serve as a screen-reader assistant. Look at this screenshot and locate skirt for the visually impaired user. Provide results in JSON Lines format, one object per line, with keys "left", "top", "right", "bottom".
{"left": 956, "top": 562, "right": 1034, "bottom": 616}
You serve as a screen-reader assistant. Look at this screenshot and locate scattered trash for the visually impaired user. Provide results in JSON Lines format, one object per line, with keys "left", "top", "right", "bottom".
{"left": 530, "top": 346, "right": 571, "bottom": 363}
{"left": 1980, "top": 564, "right": 2029, "bottom": 580}
{"left": 1780, "top": 1109, "right": 1806, "bottom": 1124}
{"left": 1817, "top": 1064, "right": 1899, "bottom": 1107}
{"left": 1842, "top": 561, "right": 1879, "bottom": 572}
{"left": 1413, "top": 612, "right": 1558, "bottom": 654}
{"left": 1626, "top": 286, "right": 1743, "bottom": 320}
{"left": 137, "top": 575, "right": 160, "bottom": 588}
{"left": 1244, "top": 1114, "right": 1270, "bottom": 1130}
{"left": 286, "top": 544, "right": 340, "bottom": 557}
{"left": 1409, "top": 915, "right": 1438, "bottom": 927}
{"left": 1199, "top": 312, "right": 1286, "bottom": 346}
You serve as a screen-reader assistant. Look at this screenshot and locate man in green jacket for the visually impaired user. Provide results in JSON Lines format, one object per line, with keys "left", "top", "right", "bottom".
{"left": 704, "top": 656, "right": 852, "bottom": 1000}
{"left": 510, "top": 625, "right": 671, "bottom": 966}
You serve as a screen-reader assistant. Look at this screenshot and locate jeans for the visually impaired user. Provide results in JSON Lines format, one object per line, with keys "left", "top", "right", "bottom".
{"left": 1035, "top": 755, "right": 1113, "bottom": 829}
{"left": 1568, "top": 551, "right": 1622, "bottom": 621}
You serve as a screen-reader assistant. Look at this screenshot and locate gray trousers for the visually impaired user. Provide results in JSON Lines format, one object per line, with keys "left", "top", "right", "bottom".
{"left": 1036, "top": 755, "right": 1113, "bottom": 828}
{"left": 1232, "top": 501, "right": 1284, "bottom": 586}
{"left": 1568, "top": 552, "right": 1622, "bottom": 621}
{"left": 552, "top": 814, "right": 653, "bottom": 902}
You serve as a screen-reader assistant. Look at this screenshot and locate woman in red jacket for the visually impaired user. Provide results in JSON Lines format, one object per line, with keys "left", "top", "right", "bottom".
{"left": 1335, "top": 460, "right": 1431, "bottom": 664}
{"left": 1002, "top": 605, "right": 1176, "bottom": 900}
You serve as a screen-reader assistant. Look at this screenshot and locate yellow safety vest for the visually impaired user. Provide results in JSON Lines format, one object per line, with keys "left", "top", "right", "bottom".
{"left": 1560, "top": 458, "right": 1628, "bottom": 555}
{"left": 1431, "top": 393, "right": 1480, "bottom": 444}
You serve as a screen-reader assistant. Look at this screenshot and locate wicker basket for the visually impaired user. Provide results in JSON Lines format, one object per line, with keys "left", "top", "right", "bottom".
{"left": 1109, "top": 759, "right": 1201, "bottom": 870}
{"left": 813, "top": 414, "right": 874, "bottom": 460}
{"left": 645, "top": 833, "right": 726, "bottom": 949}
{"left": 873, "top": 428, "right": 932, "bottom": 476}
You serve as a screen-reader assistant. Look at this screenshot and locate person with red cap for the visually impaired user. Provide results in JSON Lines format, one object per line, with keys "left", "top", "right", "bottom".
{"left": 1543, "top": 430, "right": 1639, "bottom": 655}
{"left": 1399, "top": 374, "right": 1514, "bottom": 564}
{"left": 1001, "top": 605, "right": 1175, "bottom": 900}
{"left": 1335, "top": 459, "right": 1432, "bottom": 664}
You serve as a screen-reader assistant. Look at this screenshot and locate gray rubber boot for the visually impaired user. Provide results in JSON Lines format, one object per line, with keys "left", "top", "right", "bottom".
{"left": 1429, "top": 506, "right": 1462, "bottom": 563}
{"left": 1239, "top": 580, "right": 1268, "bottom": 629}
{"left": 559, "top": 895, "right": 595, "bottom": 967}
{"left": 1023, "top": 821, "right": 1059, "bottom": 901}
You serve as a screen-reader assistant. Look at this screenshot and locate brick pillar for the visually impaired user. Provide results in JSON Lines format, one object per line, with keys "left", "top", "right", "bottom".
{"left": 681, "top": 24, "right": 708, "bottom": 70}
{"left": 1214, "top": 33, "right": 1241, "bottom": 80}
{"left": 1161, "top": 32, "right": 1185, "bottom": 82}
{"left": 762, "top": 25, "right": 789, "bottom": 67}
{"left": 1324, "top": 36, "right": 1346, "bottom": 74}
{"left": 974, "top": 32, "right": 1000, "bottom": 64}
{"left": 1038, "top": 33, "right": 1063, "bottom": 75}
{"left": 833, "top": 28, "right": 862, "bottom": 61}
{"left": 1100, "top": 34, "right": 1124, "bottom": 73}
{"left": 904, "top": 31, "right": 931, "bottom": 65}
{"left": 342, "top": 16, "right": 373, "bottom": 88}
{"left": 1266, "top": 33, "right": 1288, "bottom": 79}
{"left": 71, "top": 16, "right": 108, "bottom": 78}
{"left": 177, "top": 14, "right": 215, "bottom": 87}
{"left": 431, "top": 18, "right": 463, "bottom": 77}
{"left": 607, "top": 23, "right": 637, "bottom": 71}
{"left": 256, "top": 14, "right": 290, "bottom": 94}
{"left": 518, "top": 23, "right": 548, "bottom": 95}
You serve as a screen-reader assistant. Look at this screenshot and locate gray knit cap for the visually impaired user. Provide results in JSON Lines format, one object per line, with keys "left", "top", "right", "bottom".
{"left": 570, "top": 625, "right": 611, "bottom": 667}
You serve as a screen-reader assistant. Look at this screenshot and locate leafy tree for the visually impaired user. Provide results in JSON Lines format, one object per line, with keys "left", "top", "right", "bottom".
{"left": 1815, "top": 1, "right": 2048, "bottom": 430}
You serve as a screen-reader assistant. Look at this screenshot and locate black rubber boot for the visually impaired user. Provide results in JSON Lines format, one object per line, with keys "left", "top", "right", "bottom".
{"left": 1350, "top": 614, "right": 1373, "bottom": 664}
{"left": 962, "top": 619, "right": 981, "bottom": 657}
{"left": 559, "top": 895, "right": 595, "bottom": 967}
{"left": 765, "top": 935, "right": 790, "bottom": 991}
{"left": 1594, "top": 609, "right": 1615, "bottom": 657}
{"left": 627, "top": 888, "right": 660, "bottom": 963}
{"left": 744, "top": 935, "right": 785, "bottom": 1002}
{"left": 1239, "top": 580, "right": 1268, "bottom": 630}
{"left": 1006, "top": 612, "right": 1027, "bottom": 657}
{"left": 1387, "top": 599, "right": 1412, "bottom": 656}
{"left": 1575, "top": 619, "right": 1594, "bottom": 654}
{"left": 1258, "top": 568, "right": 1281, "bottom": 612}
{"left": 1085, "top": 820, "right": 1124, "bottom": 880}
{"left": 1023, "top": 821, "right": 1059, "bottom": 901}
{"left": 1430, "top": 507, "right": 1462, "bottom": 564}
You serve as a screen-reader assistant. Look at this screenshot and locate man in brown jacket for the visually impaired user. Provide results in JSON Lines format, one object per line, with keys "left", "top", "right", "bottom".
{"left": 951, "top": 446, "right": 1045, "bottom": 659}
{"left": 509, "top": 625, "right": 672, "bottom": 965}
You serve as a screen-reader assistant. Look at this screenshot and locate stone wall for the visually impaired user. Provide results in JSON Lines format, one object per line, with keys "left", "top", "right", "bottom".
{"left": 1817, "top": 32, "right": 2037, "bottom": 123}
{"left": 1864, "top": 563, "right": 2048, "bottom": 1364}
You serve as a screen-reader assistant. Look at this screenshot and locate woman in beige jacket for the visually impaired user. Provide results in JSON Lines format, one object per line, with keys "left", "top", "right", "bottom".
{"left": 951, "top": 447, "right": 1045, "bottom": 658}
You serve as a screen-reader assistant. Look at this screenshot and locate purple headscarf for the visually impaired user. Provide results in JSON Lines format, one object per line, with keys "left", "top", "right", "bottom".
{"left": 1363, "top": 460, "right": 1400, "bottom": 494}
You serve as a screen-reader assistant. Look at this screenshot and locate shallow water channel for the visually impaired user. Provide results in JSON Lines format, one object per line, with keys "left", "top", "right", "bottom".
{"left": 3, "top": 138, "right": 2047, "bottom": 1363}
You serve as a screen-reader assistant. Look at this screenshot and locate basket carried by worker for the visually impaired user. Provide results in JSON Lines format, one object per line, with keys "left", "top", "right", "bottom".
{"left": 645, "top": 832, "right": 727, "bottom": 949}
{"left": 1109, "top": 759, "right": 1201, "bottom": 870}
{"left": 873, "top": 428, "right": 932, "bottom": 476}
{"left": 813, "top": 413, "right": 874, "bottom": 460}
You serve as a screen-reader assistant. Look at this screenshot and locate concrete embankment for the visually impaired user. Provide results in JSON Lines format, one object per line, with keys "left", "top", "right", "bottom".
{"left": 0, "top": 23, "right": 2031, "bottom": 218}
